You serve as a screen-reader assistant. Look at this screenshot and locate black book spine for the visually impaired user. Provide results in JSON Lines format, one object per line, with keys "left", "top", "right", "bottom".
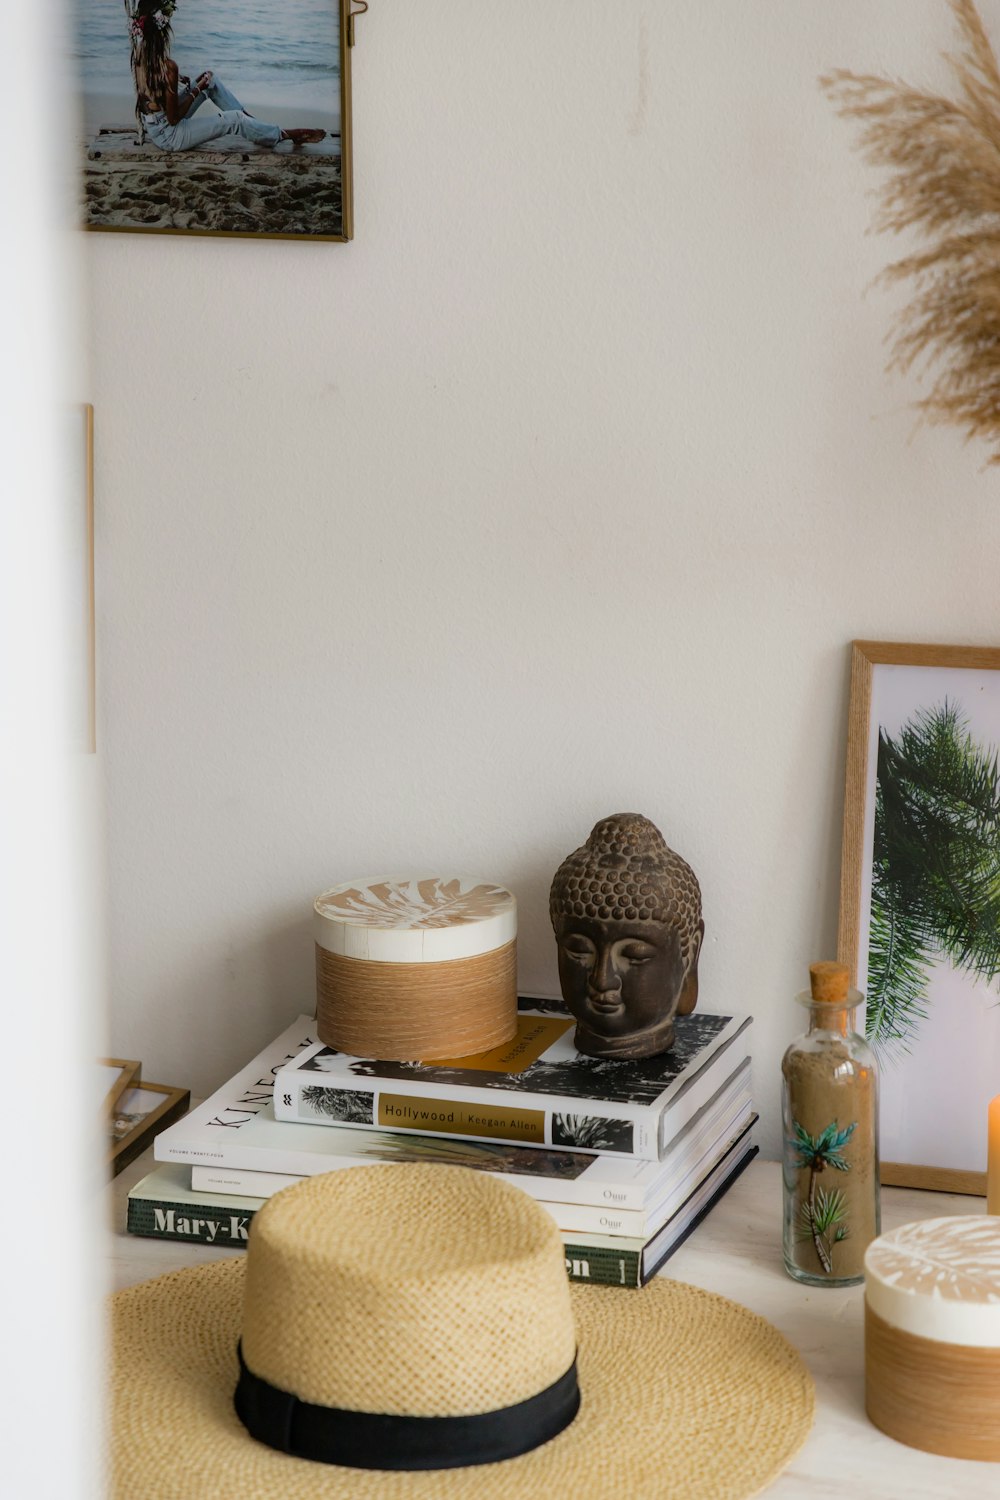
{"left": 126, "top": 1198, "right": 257, "bottom": 1246}
{"left": 126, "top": 1197, "right": 646, "bottom": 1286}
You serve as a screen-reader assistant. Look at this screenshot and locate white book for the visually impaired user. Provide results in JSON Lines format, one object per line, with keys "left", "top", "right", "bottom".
{"left": 273, "top": 1001, "right": 752, "bottom": 1162}
{"left": 562, "top": 1133, "right": 759, "bottom": 1285}
{"left": 191, "top": 1163, "right": 305, "bottom": 1199}
{"left": 192, "top": 1077, "right": 753, "bottom": 1233}
{"left": 561, "top": 1109, "right": 756, "bottom": 1236}
{"left": 192, "top": 1104, "right": 755, "bottom": 1236}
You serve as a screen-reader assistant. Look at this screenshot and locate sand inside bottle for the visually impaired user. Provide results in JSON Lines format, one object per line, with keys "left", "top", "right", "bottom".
{"left": 782, "top": 1030, "right": 878, "bottom": 1283}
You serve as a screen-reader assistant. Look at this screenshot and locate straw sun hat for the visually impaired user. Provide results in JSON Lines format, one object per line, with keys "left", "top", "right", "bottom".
{"left": 110, "top": 1164, "right": 814, "bottom": 1500}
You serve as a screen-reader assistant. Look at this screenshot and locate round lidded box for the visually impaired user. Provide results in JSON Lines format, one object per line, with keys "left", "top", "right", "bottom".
{"left": 864, "top": 1216, "right": 1000, "bottom": 1461}
{"left": 314, "top": 877, "right": 518, "bottom": 1061}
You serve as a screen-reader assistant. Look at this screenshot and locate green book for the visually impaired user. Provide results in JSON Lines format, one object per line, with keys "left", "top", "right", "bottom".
{"left": 127, "top": 1136, "right": 756, "bottom": 1288}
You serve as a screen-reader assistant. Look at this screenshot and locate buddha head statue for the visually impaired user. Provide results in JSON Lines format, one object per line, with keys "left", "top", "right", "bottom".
{"left": 549, "top": 813, "right": 704, "bottom": 1059}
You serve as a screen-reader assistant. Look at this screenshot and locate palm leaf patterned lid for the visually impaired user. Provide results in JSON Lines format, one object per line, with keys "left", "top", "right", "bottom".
{"left": 865, "top": 1216, "right": 1000, "bottom": 1348}
{"left": 314, "top": 878, "right": 517, "bottom": 963}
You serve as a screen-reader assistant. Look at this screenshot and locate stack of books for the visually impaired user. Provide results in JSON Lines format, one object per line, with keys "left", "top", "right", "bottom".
{"left": 128, "top": 998, "right": 756, "bottom": 1286}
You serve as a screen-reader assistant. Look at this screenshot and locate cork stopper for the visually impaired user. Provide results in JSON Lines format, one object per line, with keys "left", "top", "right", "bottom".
{"left": 809, "top": 961, "right": 850, "bottom": 1003}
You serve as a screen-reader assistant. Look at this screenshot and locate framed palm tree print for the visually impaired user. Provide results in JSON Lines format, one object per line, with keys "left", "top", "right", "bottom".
{"left": 838, "top": 641, "right": 1000, "bottom": 1194}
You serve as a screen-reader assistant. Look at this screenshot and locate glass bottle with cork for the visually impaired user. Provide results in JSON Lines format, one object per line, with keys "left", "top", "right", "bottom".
{"left": 781, "top": 960, "right": 880, "bottom": 1286}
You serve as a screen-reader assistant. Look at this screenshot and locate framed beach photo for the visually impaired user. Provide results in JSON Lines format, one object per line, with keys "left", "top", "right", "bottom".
{"left": 110, "top": 1081, "right": 191, "bottom": 1176}
{"left": 76, "top": 0, "right": 354, "bottom": 241}
{"left": 97, "top": 1058, "right": 141, "bottom": 1118}
{"left": 838, "top": 641, "right": 1000, "bottom": 1194}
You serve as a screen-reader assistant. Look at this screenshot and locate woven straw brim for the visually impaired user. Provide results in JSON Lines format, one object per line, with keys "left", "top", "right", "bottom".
{"left": 110, "top": 1259, "right": 813, "bottom": 1500}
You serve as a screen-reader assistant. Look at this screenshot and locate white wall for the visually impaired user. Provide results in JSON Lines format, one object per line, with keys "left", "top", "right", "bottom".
{"left": 88, "top": 2, "right": 1000, "bottom": 1160}
{"left": 1, "top": 1, "right": 97, "bottom": 1491}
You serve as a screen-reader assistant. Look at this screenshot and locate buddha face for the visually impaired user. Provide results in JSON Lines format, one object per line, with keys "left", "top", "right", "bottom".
{"left": 554, "top": 913, "right": 699, "bottom": 1058}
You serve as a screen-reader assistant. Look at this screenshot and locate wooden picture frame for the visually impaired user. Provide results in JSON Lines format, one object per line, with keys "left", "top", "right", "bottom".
{"left": 110, "top": 1082, "right": 190, "bottom": 1177}
{"left": 99, "top": 1058, "right": 141, "bottom": 1118}
{"left": 838, "top": 640, "right": 1000, "bottom": 1194}
{"left": 78, "top": 0, "right": 356, "bottom": 241}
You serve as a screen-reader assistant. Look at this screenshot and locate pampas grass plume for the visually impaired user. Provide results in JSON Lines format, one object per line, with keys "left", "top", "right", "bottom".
{"left": 821, "top": 0, "right": 1000, "bottom": 463}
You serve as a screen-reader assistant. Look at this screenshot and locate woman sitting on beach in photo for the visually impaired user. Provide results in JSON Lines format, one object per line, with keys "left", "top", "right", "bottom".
{"left": 130, "top": 0, "right": 325, "bottom": 152}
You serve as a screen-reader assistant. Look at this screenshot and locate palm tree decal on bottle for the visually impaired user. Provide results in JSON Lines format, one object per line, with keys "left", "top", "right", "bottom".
{"left": 869, "top": 701, "right": 1000, "bottom": 1058}
{"left": 789, "top": 1119, "right": 856, "bottom": 1274}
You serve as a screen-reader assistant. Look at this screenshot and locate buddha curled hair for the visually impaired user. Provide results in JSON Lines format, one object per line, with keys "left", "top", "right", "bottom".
{"left": 549, "top": 813, "right": 703, "bottom": 972}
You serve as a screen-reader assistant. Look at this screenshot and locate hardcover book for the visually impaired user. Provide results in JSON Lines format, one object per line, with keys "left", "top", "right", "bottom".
{"left": 128, "top": 1134, "right": 758, "bottom": 1289}
{"left": 155, "top": 1013, "right": 753, "bottom": 1208}
{"left": 273, "top": 999, "right": 751, "bottom": 1160}
{"left": 191, "top": 1107, "right": 755, "bottom": 1237}
{"left": 192, "top": 1094, "right": 755, "bottom": 1240}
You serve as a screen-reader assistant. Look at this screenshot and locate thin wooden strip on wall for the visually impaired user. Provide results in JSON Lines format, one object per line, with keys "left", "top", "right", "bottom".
{"left": 865, "top": 1305, "right": 1000, "bottom": 1461}
{"left": 316, "top": 940, "right": 518, "bottom": 1061}
{"left": 837, "top": 641, "right": 874, "bottom": 984}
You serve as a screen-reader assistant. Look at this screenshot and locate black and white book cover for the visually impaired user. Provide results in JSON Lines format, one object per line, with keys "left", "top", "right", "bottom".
{"left": 155, "top": 1011, "right": 751, "bottom": 1191}
{"left": 274, "top": 1000, "right": 752, "bottom": 1160}
{"left": 291, "top": 1000, "right": 742, "bottom": 1105}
